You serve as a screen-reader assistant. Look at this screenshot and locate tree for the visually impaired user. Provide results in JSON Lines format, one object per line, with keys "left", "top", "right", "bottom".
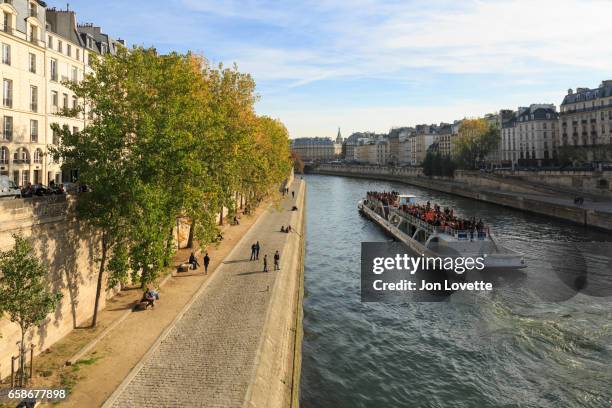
{"left": 454, "top": 119, "right": 500, "bottom": 169}
{"left": 291, "top": 150, "right": 305, "bottom": 174}
{"left": 0, "top": 235, "right": 62, "bottom": 387}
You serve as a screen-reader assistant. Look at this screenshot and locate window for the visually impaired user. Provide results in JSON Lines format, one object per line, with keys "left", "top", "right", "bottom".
{"left": 51, "top": 90, "right": 58, "bottom": 112}
{"left": 28, "top": 52, "right": 36, "bottom": 73}
{"left": 29, "top": 24, "right": 37, "bottom": 43}
{"left": 2, "top": 43, "right": 10, "bottom": 65}
{"left": 21, "top": 170, "right": 29, "bottom": 186}
{"left": 3, "top": 12, "right": 12, "bottom": 33}
{"left": 71, "top": 66, "right": 78, "bottom": 82}
{"left": 33, "top": 149, "right": 42, "bottom": 164}
{"left": 50, "top": 58, "right": 57, "bottom": 81}
{"left": 3, "top": 116, "right": 13, "bottom": 141}
{"left": 0, "top": 146, "right": 8, "bottom": 163}
{"left": 29, "top": 2, "right": 37, "bottom": 18}
{"left": 30, "top": 85, "right": 37, "bottom": 112}
{"left": 72, "top": 126, "right": 79, "bottom": 135}
{"left": 76, "top": 48, "right": 80, "bottom": 61}
{"left": 62, "top": 93, "right": 68, "bottom": 109}
{"left": 67, "top": 44, "right": 71, "bottom": 57}
{"left": 58, "top": 40, "right": 63, "bottom": 53}
{"left": 3, "top": 79, "right": 12, "bottom": 107}
{"left": 72, "top": 95, "right": 77, "bottom": 110}
{"left": 48, "top": 35, "right": 53, "bottom": 49}
{"left": 30, "top": 119, "right": 38, "bottom": 142}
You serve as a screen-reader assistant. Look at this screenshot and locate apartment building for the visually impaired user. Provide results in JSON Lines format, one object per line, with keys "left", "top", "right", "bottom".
{"left": 502, "top": 104, "right": 558, "bottom": 167}
{"left": 0, "top": 1, "right": 122, "bottom": 186}
{"left": 559, "top": 81, "right": 612, "bottom": 148}
{"left": 291, "top": 137, "right": 338, "bottom": 162}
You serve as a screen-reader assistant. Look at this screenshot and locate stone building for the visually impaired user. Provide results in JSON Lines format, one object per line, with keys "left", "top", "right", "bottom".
{"left": 560, "top": 81, "right": 612, "bottom": 149}
{"left": 0, "top": 1, "right": 123, "bottom": 186}
{"left": 290, "top": 137, "right": 337, "bottom": 162}
{"left": 502, "top": 104, "right": 559, "bottom": 167}
{"left": 436, "top": 123, "right": 454, "bottom": 157}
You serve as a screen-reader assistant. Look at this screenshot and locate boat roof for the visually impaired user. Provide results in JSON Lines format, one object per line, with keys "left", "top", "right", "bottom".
{"left": 398, "top": 194, "right": 417, "bottom": 198}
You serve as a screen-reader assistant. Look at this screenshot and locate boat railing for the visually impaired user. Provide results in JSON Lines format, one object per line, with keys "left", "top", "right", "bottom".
{"left": 394, "top": 209, "right": 489, "bottom": 240}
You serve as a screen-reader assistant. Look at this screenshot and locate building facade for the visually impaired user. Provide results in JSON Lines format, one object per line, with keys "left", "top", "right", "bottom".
{"left": 290, "top": 137, "right": 337, "bottom": 162}
{"left": 560, "top": 81, "right": 612, "bottom": 149}
{"left": 0, "top": 1, "right": 122, "bottom": 186}
{"left": 502, "top": 104, "right": 559, "bottom": 167}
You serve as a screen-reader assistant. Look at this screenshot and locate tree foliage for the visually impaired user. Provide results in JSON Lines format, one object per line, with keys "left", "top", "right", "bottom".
{"left": 0, "top": 235, "right": 62, "bottom": 386}
{"left": 454, "top": 119, "right": 500, "bottom": 169}
{"left": 50, "top": 47, "right": 292, "bottom": 320}
{"left": 422, "top": 152, "right": 456, "bottom": 177}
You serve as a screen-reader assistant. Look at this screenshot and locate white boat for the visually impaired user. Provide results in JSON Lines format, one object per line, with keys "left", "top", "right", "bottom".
{"left": 358, "top": 192, "right": 526, "bottom": 270}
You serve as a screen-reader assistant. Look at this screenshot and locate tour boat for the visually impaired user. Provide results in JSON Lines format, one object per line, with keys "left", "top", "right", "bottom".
{"left": 358, "top": 192, "right": 526, "bottom": 270}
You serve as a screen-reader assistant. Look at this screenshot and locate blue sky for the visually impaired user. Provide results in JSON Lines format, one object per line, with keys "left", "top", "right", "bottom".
{"left": 56, "top": 0, "right": 612, "bottom": 138}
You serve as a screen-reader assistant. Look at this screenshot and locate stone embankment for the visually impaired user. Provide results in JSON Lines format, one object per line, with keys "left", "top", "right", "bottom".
{"left": 312, "top": 164, "right": 612, "bottom": 232}
{"left": 104, "top": 179, "right": 306, "bottom": 408}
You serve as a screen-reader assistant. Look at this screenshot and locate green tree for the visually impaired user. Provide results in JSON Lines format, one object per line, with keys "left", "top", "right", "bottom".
{"left": 0, "top": 235, "right": 62, "bottom": 386}
{"left": 454, "top": 119, "right": 500, "bottom": 169}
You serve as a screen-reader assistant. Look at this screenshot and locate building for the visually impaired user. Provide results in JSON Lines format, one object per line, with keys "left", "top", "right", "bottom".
{"left": 502, "top": 104, "right": 559, "bottom": 167}
{"left": 560, "top": 81, "right": 612, "bottom": 149}
{"left": 0, "top": 1, "right": 123, "bottom": 186}
{"left": 436, "top": 123, "right": 454, "bottom": 157}
{"left": 290, "top": 137, "right": 337, "bottom": 162}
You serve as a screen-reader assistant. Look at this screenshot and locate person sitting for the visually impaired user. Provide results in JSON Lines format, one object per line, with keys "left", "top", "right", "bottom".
{"left": 189, "top": 252, "right": 200, "bottom": 270}
{"left": 280, "top": 226, "right": 286, "bottom": 233}
{"left": 292, "top": 205, "right": 298, "bottom": 211}
{"left": 287, "top": 225, "right": 292, "bottom": 233}
{"left": 141, "top": 287, "right": 159, "bottom": 308}
{"left": 233, "top": 215, "right": 240, "bottom": 225}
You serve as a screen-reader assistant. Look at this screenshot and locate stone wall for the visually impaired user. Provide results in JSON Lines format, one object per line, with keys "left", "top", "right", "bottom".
{"left": 0, "top": 196, "right": 106, "bottom": 380}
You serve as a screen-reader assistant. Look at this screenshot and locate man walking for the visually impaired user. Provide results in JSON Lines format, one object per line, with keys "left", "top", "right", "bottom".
{"left": 292, "top": 190, "right": 295, "bottom": 198}
{"left": 255, "top": 241, "right": 261, "bottom": 260}
{"left": 263, "top": 254, "right": 268, "bottom": 272}
{"left": 204, "top": 252, "right": 210, "bottom": 274}
{"left": 250, "top": 243, "right": 257, "bottom": 261}
{"left": 274, "top": 250, "right": 280, "bottom": 271}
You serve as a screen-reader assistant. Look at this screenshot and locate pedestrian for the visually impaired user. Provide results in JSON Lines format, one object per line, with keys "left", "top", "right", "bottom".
{"left": 274, "top": 250, "right": 280, "bottom": 270}
{"left": 189, "top": 252, "right": 200, "bottom": 270}
{"left": 263, "top": 254, "right": 268, "bottom": 272}
{"left": 204, "top": 252, "right": 210, "bottom": 274}
{"left": 292, "top": 190, "right": 295, "bottom": 198}
{"left": 250, "top": 243, "right": 256, "bottom": 261}
{"left": 255, "top": 241, "right": 260, "bottom": 260}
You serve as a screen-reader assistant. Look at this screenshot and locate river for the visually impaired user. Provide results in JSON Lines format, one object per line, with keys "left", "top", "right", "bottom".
{"left": 300, "top": 174, "right": 612, "bottom": 408}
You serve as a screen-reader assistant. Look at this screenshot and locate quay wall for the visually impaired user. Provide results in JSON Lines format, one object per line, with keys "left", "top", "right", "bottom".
{"left": 312, "top": 164, "right": 612, "bottom": 232}
{"left": 244, "top": 179, "right": 306, "bottom": 408}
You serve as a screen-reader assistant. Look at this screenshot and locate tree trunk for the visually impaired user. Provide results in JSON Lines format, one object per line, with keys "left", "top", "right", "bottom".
{"left": 219, "top": 204, "right": 223, "bottom": 226}
{"left": 91, "top": 232, "right": 108, "bottom": 328}
{"left": 18, "top": 326, "right": 26, "bottom": 387}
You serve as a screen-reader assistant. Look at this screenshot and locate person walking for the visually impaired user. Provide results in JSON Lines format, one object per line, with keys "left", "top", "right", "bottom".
{"left": 292, "top": 190, "right": 295, "bottom": 198}
{"left": 250, "top": 243, "right": 256, "bottom": 261}
{"left": 255, "top": 241, "right": 261, "bottom": 260}
{"left": 263, "top": 254, "right": 268, "bottom": 272}
{"left": 204, "top": 252, "right": 210, "bottom": 274}
{"left": 274, "top": 250, "right": 280, "bottom": 271}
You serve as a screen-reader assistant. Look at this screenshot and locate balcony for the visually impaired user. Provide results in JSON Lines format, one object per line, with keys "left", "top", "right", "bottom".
{"left": 13, "top": 159, "right": 30, "bottom": 165}
{"left": 0, "top": 159, "right": 8, "bottom": 165}
{"left": 3, "top": 98, "right": 12, "bottom": 108}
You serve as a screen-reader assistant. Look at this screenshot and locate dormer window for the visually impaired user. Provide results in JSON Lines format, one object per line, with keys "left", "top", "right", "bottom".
{"left": 2, "top": 11, "right": 12, "bottom": 33}
{"left": 58, "top": 40, "right": 63, "bottom": 53}
{"left": 101, "top": 43, "right": 107, "bottom": 54}
{"left": 29, "top": 2, "right": 37, "bottom": 18}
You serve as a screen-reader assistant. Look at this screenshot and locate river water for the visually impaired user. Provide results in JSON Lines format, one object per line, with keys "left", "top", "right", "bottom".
{"left": 300, "top": 174, "right": 612, "bottom": 408}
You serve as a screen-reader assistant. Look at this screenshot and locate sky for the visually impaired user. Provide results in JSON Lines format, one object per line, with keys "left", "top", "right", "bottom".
{"left": 55, "top": 0, "right": 612, "bottom": 138}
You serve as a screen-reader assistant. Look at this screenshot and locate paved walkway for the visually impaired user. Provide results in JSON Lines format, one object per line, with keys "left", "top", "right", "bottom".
{"left": 106, "top": 181, "right": 304, "bottom": 408}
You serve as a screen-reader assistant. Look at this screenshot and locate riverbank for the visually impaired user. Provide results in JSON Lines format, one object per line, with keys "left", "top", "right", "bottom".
{"left": 11, "top": 195, "right": 272, "bottom": 408}
{"left": 312, "top": 164, "right": 612, "bottom": 232}
{"left": 102, "top": 179, "right": 306, "bottom": 408}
